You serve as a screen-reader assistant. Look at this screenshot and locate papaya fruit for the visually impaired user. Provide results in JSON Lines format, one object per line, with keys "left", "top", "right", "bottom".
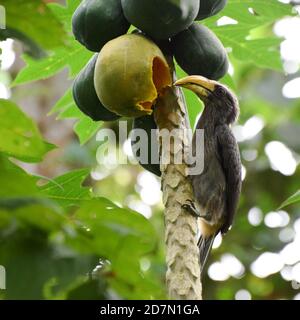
{"left": 94, "top": 34, "right": 172, "bottom": 118}
{"left": 73, "top": 54, "right": 120, "bottom": 122}
{"left": 131, "top": 115, "right": 161, "bottom": 177}
{"left": 72, "top": 0, "right": 130, "bottom": 52}
{"left": 171, "top": 23, "right": 229, "bottom": 80}
{"left": 196, "top": 0, "right": 227, "bottom": 20}
{"left": 121, "top": 0, "right": 199, "bottom": 39}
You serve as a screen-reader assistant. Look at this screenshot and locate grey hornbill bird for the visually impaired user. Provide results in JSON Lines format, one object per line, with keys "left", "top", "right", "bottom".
{"left": 174, "top": 75, "right": 242, "bottom": 272}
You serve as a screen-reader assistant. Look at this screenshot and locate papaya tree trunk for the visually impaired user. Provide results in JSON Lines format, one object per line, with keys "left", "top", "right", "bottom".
{"left": 154, "top": 58, "right": 202, "bottom": 300}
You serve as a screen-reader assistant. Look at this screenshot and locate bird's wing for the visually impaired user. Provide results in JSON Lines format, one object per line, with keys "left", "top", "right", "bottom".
{"left": 215, "top": 124, "right": 242, "bottom": 233}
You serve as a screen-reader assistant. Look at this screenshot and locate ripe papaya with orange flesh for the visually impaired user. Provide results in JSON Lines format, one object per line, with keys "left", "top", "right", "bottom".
{"left": 196, "top": 0, "right": 227, "bottom": 20}
{"left": 131, "top": 115, "right": 161, "bottom": 177}
{"left": 72, "top": 0, "right": 130, "bottom": 52}
{"left": 121, "top": 0, "right": 199, "bottom": 39}
{"left": 73, "top": 54, "right": 120, "bottom": 121}
{"left": 94, "top": 34, "right": 172, "bottom": 118}
{"left": 171, "top": 23, "right": 229, "bottom": 80}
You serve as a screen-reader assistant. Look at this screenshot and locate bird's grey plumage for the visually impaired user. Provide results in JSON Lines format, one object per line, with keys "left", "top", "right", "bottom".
{"left": 191, "top": 105, "right": 227, "bottom": 227}
{"left": 175, "top": 76, "right": 242, "bottom": 272}
{"left": 190, "top": 83, "right": 242, "bottom": 270}
{"left": 198, "top": 235, "right": 215, "bottom": 273}
{"left": 216, "top": 124, "right": 242, "bottom": 233}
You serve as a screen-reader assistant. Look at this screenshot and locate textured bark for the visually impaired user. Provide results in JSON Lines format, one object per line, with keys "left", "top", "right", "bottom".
{"left": 154, "top": 63, "right": 202, "bottom": 300}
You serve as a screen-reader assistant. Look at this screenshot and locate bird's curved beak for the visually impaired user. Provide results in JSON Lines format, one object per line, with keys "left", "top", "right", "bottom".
{"left": 174, "top": 75, "right": 216, "bottom": 99}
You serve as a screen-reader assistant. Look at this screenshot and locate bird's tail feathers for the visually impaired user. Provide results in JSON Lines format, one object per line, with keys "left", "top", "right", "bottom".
{"left": 198, "top": 234, "right": 216, "bottom": 273}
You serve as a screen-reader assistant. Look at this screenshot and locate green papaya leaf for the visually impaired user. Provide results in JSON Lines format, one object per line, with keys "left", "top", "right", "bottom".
{"left": 0, "top": 99, "right": 54, "bottom": 162}
{"left": 0, "top": 156, "right": 39, "bottom": 198}
{"left": 2, "top": 0, "right": 66, "bottom": 50}
{"left": 39, "top": 168, "right": 92, "bottom": 207}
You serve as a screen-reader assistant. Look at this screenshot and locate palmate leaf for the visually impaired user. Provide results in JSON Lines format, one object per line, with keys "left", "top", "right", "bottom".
{"left": 204, "top": 0, "right": 293, "bottom": 71}
{"left": 47, "top": 0, "right": 81, "bottom": 32}
{"left": 217, "top": 31, "right": 282, "bottom": 70}
{"left": 2, "top": 0, "right": 66, "bottom": 50}
{"left": 39, "top": 168, "right": 92, "bottom": 208}
{"left": 11, "top": 0, "right": 96, "bottom": 144}
{"left": 225, "top": 0, "right": 292, "bottom": 23}
{"left": 12, "top": 41, "right": 92, "bottom": 86}
{"left": 0, "top": 156, "right": 39, "bottom": 198}
{"left": 0, "top": 155, "right": 66, "bottom": 222}
{"left": 12, "top": 0, "right": 91, "bottom": 86}
{"left": 51, "top": 89, "right": 102, "bottom": 145}
{"left": 0, "top": 99, "right": 54, "bottom": 162}
{"left": 67, "top": 198, "right": 160, "bottom": 298}
{"left": 73, "top": 198, "right": 156, "bottom": 257}
{"left": 74, "top": 117, "right": 102, "bottom": 146}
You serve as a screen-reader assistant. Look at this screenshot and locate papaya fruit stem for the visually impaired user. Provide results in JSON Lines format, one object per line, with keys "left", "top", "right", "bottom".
{"left": 154, "top": 55, "right": 202, "bottom": 300}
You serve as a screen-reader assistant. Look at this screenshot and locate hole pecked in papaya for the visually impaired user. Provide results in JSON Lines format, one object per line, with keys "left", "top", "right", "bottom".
{"left": 139, "top": 101, "right": 153, "bottom": 111}
{"left": 137, "top": 57, "right": 171, "bottom": 113}
{"left": 152, "top": 57, "right": 172, "bottom": 95}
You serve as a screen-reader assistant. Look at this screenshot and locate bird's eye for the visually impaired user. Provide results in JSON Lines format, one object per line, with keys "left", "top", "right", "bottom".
{"left": 216, "top": 85, "right": 227, "bottom": 96}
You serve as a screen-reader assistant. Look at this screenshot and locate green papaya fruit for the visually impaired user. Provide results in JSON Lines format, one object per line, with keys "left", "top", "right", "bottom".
{"left": 171, "top": 23, "right": 229, "bottom": 80}
{"left": 196, "top": 0, "right": 227, "bottom": 20}
{"left": 94, "top": 34, "right": 171, "bottom": 118}
{"left": 72, "top": 0, "right": 130, "bottom": 52}
{"left": 131, "top": 115, "right": 161, "bottom": 177}
{"left": 121, "top": 0, "right": 199, "bottom": 39}
{"left": 73, "top": 54, "right": 120, "bottom": 122}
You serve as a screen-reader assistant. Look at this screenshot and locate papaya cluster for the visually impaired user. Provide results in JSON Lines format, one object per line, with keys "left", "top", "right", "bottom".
{"left": 72, "top": 0, "right": 228, "bottom": 176}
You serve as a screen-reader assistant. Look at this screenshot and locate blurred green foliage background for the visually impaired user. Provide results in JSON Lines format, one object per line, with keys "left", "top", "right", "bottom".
{"left": 0, "top": 0, "right": 300, "bottom": 300}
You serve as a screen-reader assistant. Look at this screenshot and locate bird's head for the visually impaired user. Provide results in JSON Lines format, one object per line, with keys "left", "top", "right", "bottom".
{"left": 174, "top": 75, "right": 239, "bottom": 125}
